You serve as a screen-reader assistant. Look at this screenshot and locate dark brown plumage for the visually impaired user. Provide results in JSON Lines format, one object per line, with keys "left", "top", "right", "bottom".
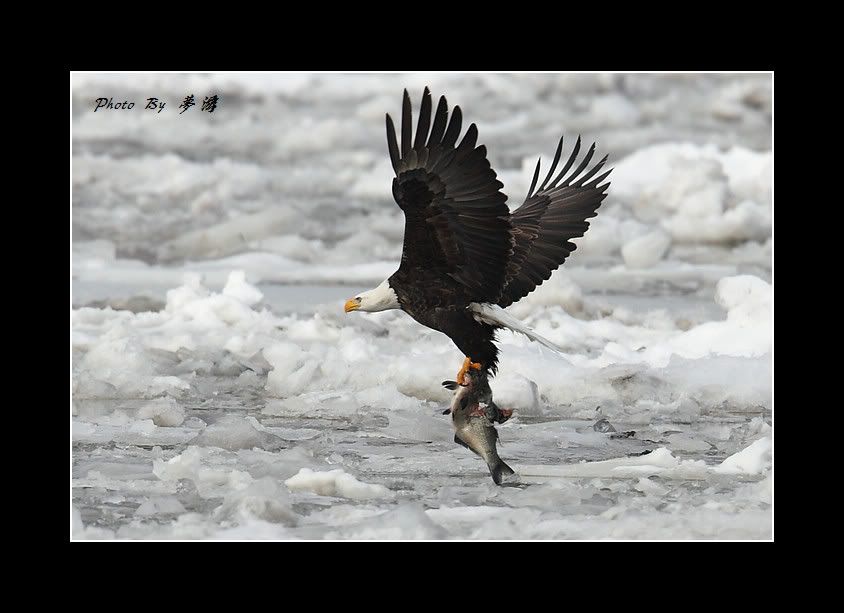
{"left": 383, "top": 87, "right": 611, "bottom": 374}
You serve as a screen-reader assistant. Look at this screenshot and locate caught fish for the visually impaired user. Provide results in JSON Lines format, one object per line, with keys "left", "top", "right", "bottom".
{"left": 442, "top": 373, "right": 513, "bottom": 424}
{"left": 445, "top": 370, "right": 515, "bottom": 485}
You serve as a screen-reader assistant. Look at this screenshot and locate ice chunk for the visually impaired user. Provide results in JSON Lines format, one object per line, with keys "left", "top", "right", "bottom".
{"left": 72, "top": 507, "right": 115, "bottom": 540}
{"left": 629, "top": 275, "right": 772, "bottom": 367}
{"left": 589, "top": 93, "right": 641, "bottom": 126}
{"left": 593, "top": 418, "right": 617, "bottom": 433}
{"left": 152, "top": 446, "right": 203, "bottom": 481}
{"left": 490, "top": 375, "right": 540, "bottom": 416}
{"left": 611, "top": 143, "right": 771, "bottom": 244}
{"left": 621, "top": 230, "right": 672, "bottom": 269}
{"left": 284, "top": 468, "right": 394, "bottom": 500}
{"left": 714, "top": 436, "right": 771, "bottom": 475}
{"left": 263, "top": 342, "right": 319, "bottom": 397}
{"left": 158, "top": 208, "right": 299, "bottom": 262}
{"left": 135, "top": 496, "right": 187, "bottom": 517}
{"left": 152, "top": 446, "right": 254, "bottom": 498}
{"left": 137, "top": 397, "right": 185, "bottom": 427}
{"left": 517, "top": 447, "right": 709, "bottom": 480}
{"left": 634, "top": 477, "right": 669, "bottom": 497}
{"left": 666, "top": 433, "right": 712, "bottom": 453}
{"left": 222, "top": 270, "right": 263, "bottom": 306}
{"left": 325, "top": 503, "right": 446, "bottom": 539}
{"left": 215, "top": 477, "right": 298, "bottom": 526}
{"left": 190, "top": 415, "right": 285, "bottom": 451}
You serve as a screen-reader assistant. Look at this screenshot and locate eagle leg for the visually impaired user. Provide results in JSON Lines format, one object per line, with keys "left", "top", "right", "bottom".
{"left": 455, "top": 356, "right": 483, "bottom": 386}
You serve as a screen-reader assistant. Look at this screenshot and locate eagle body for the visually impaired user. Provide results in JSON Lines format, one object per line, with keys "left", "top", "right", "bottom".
{"left": 345, "top": 88, "right": 612, "bottom": 378}
{"left": 389, "top": 266, "right": 501, "bottom": 371}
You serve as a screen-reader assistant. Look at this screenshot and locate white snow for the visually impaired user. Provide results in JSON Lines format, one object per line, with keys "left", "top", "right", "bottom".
{"left": 73, "top": 73, "right": 772, "bottom": 540}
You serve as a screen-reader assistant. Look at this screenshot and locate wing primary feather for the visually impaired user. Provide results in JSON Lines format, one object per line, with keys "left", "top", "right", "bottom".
{"left": 428, "top": 96, "right": 448, "bottom": 146}
{"left": 457, "top": 123, "right": 478, "bottom": 155}
{"left": 386, "top": 113, "right": 400, "bottom": 174}
{"left": 537, "top": 135, "right": 564, "bottom": 193}
{"left": 583, "top": 168, "right": 612, "bottom": 189}
{"left": 527, "top": 157, "right": 541, "bottom": 199}
{"left": 548, "top": 135, "right": 581, "bottom": 189}
{"left": 390, "top": 90, "right": 516, "bottom": 304}
{"left": 401, "top": 89, "right": 412, "bottom": 157}
{"left": 560, "top": 142, "right": 596, "bottom": 187}
{"left": 572, "top": 153, "right": 608, "bottom": 187}
{"left": 442, "top": 106, "right": 462, "bottom": 148}
{"left": 414, "top": 87, "right": 432, "bottom": 153}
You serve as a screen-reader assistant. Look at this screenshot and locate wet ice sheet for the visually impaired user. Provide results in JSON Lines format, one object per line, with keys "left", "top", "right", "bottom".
{"left": 73, "top": 398, "right": 771, "bottom": 540}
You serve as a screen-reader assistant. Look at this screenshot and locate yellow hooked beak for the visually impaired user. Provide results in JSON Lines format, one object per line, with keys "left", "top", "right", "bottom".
{"left": 344, "top": 298, "right": 360, "bottom": 313}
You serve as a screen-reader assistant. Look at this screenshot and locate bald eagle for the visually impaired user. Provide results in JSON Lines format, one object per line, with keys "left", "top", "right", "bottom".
{"left": 345, "top": 88, "right": 611, "bottom": 383}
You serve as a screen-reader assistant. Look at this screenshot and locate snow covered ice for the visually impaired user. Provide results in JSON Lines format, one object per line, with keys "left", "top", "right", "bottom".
{"left": 72, "top": 73, "right": 772, "bottom": 540}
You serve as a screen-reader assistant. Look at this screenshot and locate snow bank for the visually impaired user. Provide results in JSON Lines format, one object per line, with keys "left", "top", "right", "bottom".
{"left": 73, "top": 270, "right": 282, "bottom": 399}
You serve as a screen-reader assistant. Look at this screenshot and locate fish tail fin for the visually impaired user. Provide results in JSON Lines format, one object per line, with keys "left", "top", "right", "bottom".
{"left": 468, "top": 303, "right": 564, "bottom": 354}
{"left": 490, "top": 459, "right": 516, "bottom": 485}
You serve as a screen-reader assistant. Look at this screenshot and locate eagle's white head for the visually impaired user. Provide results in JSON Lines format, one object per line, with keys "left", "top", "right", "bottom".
{"left": 344, "top": 279, "right": 400, "bottom": 313}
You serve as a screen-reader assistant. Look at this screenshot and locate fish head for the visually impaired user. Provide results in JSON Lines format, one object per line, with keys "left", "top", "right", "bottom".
{"left": 448, "top": 378, "right": 480, "bottom": 419}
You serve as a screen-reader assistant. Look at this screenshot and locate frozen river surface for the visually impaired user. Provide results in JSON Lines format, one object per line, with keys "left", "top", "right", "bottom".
{"left": 72, "top": 73, "right": 772, "bottom": 540}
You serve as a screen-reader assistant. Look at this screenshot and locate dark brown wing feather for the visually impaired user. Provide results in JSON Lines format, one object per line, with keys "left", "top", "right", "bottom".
{"left": 387, "top": 88, "right": 512, "bottom": 302}
{"left": 498, "top": 135, "right": 611, "bottom": 308}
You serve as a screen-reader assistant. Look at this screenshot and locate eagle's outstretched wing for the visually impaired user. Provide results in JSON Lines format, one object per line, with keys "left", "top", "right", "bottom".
{"left": 387, "top": 88, "right": 513, "bottom": 303}
{"left": 497, "top": 135, "right": 611, "bottom": 308}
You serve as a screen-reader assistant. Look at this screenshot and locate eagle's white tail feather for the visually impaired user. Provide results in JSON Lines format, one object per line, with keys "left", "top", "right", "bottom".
{"left": 468, "top": 303, "right": 565, "bottom": 354}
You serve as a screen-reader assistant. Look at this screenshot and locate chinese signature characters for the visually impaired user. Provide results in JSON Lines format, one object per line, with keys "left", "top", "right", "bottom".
{"left": 93, "top": 95, "right": 220, "bottom": 114}
{"left": 179, "top": 95, "right": 219, "bottom": 114}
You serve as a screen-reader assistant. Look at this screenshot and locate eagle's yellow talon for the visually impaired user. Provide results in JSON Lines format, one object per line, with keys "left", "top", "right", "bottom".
{"left": 455, "top": 356, "right": 483, "bottom": 385}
